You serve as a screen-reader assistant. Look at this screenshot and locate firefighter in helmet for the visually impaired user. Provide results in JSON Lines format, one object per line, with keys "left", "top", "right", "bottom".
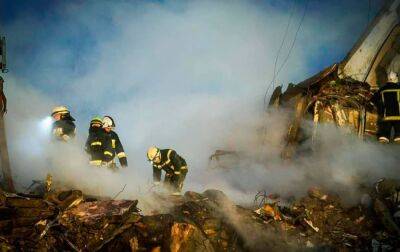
{"left": 51, "top": 106, "right": 76, "bottom": 142}
{"left": 147, "top": 146, "right": 188, "bottom": 195}
{"left": 102, "top": 116, "right": 127, "bottom": 168}
{"left": 85, "top": 116, "right": 113, "bottom": 166}
{"left": 372, "top": 71, "right": 400, "bottom": 143}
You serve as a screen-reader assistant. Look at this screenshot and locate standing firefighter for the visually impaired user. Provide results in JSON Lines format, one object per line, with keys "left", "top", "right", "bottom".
{"left": 147, "top": 146, "right": 188, "bottom": 195}
{"left": 372, "top": 71, "right": 400, "bottom": 143}
{"left": 51, "top": 106, "right": 76, "bottom": 142}
{"left": 85, "top": 116, "right": 113, "bottom": 166}
{"left": 102, "top": 116, "right": 127, "bottom": 168}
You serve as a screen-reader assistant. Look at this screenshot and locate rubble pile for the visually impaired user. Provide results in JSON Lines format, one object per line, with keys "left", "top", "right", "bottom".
{"left": 309, "top": 79, "right": 376, "bottom": 135}
{"left": 317, "top": 79, "right": 373, "bottom": 104}
{"left": 254, "top": 187, "right": 400, "bottom": 250}
{"left": 274, "top": 70, "right": 379, "bottom": 158}
{"left": 0, "top": 185, "right": 399, "bottom": 251}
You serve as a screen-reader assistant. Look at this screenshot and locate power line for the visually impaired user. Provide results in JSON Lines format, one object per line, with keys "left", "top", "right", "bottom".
{"left": 271, "top": 2, "right": 296, "bottom": 95}
{"left": 275, "top": 0, "right": 309, "bottom": 80}
{"left": 263, "top": 1, "right": 296, "bottom": 109}
{"left": 263, "top": 0, "right": 310, "bottom": 110}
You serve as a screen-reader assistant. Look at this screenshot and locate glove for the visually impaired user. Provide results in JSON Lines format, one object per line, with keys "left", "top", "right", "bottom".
{"left": 62, "top": 135, "right": 70, "bottom": 142}
{"left": 53, "top": 127, "right": 63, "bottom": 137}
{"left": 119, "top": 157, "right": 128, "bottom": 167}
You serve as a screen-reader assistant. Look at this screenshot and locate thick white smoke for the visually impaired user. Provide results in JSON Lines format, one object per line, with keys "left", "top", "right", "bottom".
{"left": 1, "top": 0, "right": 389, "bottom": 209}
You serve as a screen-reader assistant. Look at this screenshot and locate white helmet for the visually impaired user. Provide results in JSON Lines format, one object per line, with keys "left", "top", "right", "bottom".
{"left": 388, "top": 71, "right": 399, "bottom": 83}
{"left": 51, "top": 106, "right": 69, "bottom": 116}
{"left": 102, "top": 116, "right": 115, "bottom": 128}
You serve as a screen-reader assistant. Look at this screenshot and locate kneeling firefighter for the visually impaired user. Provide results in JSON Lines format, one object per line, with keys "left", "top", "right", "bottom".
{"left": 51, "top": 106, "right": 76, "bottom": 142}
{"left": 147, "top": 147, "right": 188, "bottom": 195}
{"left": 85, "top": 116, "right": 113, "bottom": 166}
{"left": 102, "top": 116, "right": 127, "bottom": 168}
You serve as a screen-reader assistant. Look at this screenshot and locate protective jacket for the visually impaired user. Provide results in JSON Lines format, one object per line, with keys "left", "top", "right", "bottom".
{"left": 372, "top": 82, "right": 400, "bottom": 121}
{"left": 104, "top": 130, "right": 127, "bottom": 167}
{"left": 153, "top": 149, "right": 187, "bottom": 182}
{"left": 85, "top": 126, "right": 113, "bottom": 165}
{"left": 52, "top": 114, "right": 76, "bottom": 141}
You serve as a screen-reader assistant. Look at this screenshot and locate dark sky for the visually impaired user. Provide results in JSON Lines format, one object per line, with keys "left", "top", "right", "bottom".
{"left": 0, "top": 0, "right": 385, "bottom": 96}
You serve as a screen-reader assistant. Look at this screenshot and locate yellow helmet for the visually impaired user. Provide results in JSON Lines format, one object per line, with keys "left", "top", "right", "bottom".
{"left": 51, "top": 106, "right": 69, "bottom": 116}
{"left": 147, "top": 146, "right": 160, "bottom": 162}
{"left": 90, "top": 116, "right": 103, "bottom": 126}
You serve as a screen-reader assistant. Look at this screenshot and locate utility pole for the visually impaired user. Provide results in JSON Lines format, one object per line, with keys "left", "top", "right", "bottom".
{"left": 0, "top": 36, "right": 15, "bottom": 192}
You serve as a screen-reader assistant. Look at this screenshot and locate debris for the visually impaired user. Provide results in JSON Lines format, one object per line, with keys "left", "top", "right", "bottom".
{"left": 343, "top": 233, "right": 358, "bottom": 240}
{"left": 0, "top": 183, "right": 399, "bottom": 250}
{"left": 255, "top": 203, "right": 282, "bottom": 221}
{"left": 274, "top": 68, "right": 377, "bottom": 158}
{"left": 303, "top": 218, "right": 319, "bottom": 232}
{"left": 306, "top": 240, "right": 314, "bottom": 248}
{"left": 112, "top": 184, "right": 127, "bottom": 200}
{"left": 355, "top": 216, "right": 365, "bottom": 224}
{"left": 208, "top": 150, "right": 240, "bottom": 170}
{"left": 308, "top": 187, "right": 328, "bottom": 201}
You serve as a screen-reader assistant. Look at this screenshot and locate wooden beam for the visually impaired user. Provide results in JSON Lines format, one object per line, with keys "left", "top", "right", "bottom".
{"left": 0, "top": 116, "right": 15, "bottom": 192}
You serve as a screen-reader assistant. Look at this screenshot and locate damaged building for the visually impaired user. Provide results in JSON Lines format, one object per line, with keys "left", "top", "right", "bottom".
{"left": 269, "top": 0, "right": 400, "bottom": 158}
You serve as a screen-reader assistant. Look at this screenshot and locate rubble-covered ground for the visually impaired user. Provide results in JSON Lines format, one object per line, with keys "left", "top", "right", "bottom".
{"left": 0, "top": 182, "right": 399, "bottom": 252}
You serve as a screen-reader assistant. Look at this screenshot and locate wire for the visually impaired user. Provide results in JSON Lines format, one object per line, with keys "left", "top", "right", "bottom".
{"left": 263, "top": 0, "right": 310, "bottom": 110}
{"left": 272, "top": 3, "right": 296, "bottom": 93}
{"left": 263, "top": 1, "right": 296, "bottom": 109}
{"left": 275, "top": 0, "right": 309, "bottom": 79}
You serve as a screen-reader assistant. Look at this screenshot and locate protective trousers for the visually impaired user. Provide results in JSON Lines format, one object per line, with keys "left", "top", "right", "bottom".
{"left": 377, "top": 120, "right": 400, "bottom": 143}
{"left": 164, "top": 168, "right": 188, "bottom": 192}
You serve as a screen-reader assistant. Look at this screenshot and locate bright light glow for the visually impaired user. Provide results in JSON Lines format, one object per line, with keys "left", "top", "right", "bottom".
{"left": 39, "top": 116, "right": 53, "bottom": 134}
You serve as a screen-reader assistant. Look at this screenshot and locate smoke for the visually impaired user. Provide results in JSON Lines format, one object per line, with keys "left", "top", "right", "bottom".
{"left": 0, "top": 0, "right": 389, "bottom": 210}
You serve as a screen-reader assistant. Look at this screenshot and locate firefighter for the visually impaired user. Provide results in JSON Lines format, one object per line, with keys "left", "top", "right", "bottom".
{"left": 371, "top": 71, "right": 400, "bottom": 143}
{"left": 51, "top": 106, "right": 76, "bottom": 141}
{"left": 147, "top": 146, "right": 188, "bottom": 195}
{"left": 102, "top": 116, "right": 127, "bottom": 168}
{"left": 85, "top": 116, "right": 113, "bottom": 166}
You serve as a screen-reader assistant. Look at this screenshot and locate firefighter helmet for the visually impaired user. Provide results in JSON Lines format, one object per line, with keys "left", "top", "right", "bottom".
{"left": 102, "top": 116, "right": 115, "bottom": 128}
{"left": 388, "top": 71, "right": 399, "bottom": 83}
{"left": 51, "top": 106, "right": 69, "bottom": 116}
{"left": 90, "top": 116, "right": 103, "bottom": 126}
{"left": 147, "top": 146, "right": 160, "bottom": 162}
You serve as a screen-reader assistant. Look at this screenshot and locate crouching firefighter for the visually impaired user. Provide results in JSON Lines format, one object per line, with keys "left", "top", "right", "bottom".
{"left": 372, "top": 71, "right": 400, "bottom": 143}
{"left": 51, "top": 106, "right": 76, "bottom": 142}
{"left": 85, "top": 116, "right": 111, "bottom": 166}
{"left": 102, "top": 116, "right": 127, "bottom": 169}
{"left": 147, "top": 147, "right": 188, "bottom": 195}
